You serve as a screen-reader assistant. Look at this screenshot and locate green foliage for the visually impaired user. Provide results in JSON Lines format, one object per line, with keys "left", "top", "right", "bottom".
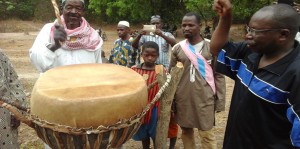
{"left": 185, "top": 0, "right": 273, "bottom": 24}
{"left": 185, "top": 0, "right": 215, "bottom": 23}
{"left": 153, "top": 0, "right": 186, "bottom": 25}
{"left": 88, "top": 0, "right": 185, "bottom": 25}
{"left": 0, "top": 0, "right": 14, "bottom": 19}
{"left": 0, "top": 0, "right": 279, "bottom": 25}
{"left": 34, "top": 0, "right": 56, "bottom": 22}
{"left": 89, "top": 0, "right": 152, "bottom": 23}
{"left": 88, "top": 0, "right": 274, "bottom": 25}
{"left": 0, "top": 0, "right": 38, "bottom": 20}
{"left": 17, "top": 1, "right": 35, "bottom": 19}
{"left": 231, "top": 0, "right": 272, "bottom": 23}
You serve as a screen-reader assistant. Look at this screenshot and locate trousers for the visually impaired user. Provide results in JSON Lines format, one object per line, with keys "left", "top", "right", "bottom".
{"left": 181, "top": 127, "right": 217, "bottom": 149}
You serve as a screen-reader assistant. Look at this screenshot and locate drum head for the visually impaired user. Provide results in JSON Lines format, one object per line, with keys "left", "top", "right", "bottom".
{"left": 30, "top": 64, "right": 148, "bottom": 128}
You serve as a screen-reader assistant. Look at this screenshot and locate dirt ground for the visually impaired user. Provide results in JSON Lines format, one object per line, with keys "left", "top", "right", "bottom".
{"left": 0, "top": 20, "right": 244, "bottom": 149}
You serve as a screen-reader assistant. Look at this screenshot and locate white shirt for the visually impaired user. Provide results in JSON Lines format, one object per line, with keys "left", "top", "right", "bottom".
{"left": 29, "top": 23, "right": 102, "bottom": 73}
{"left": 295, "top": 32, "right": 300, "bottom": 42}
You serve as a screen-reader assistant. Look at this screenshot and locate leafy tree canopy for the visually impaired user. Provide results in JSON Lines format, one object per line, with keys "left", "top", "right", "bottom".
{"left": 1, "top": 0, "right": 279, "bottom": 25}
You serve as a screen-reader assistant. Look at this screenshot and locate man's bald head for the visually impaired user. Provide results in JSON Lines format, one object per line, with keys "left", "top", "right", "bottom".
{"left": 252, "top": 4, "right": 300, "bottom": 37}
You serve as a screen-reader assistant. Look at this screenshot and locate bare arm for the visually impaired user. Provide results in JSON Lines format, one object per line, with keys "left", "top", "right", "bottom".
{"left": 161, "top": 33, "right": 177, "bottom": 47}
{"left": 168, "top": 45, "right": 179, "bottom": 72}
{"left": 132, "top": 29, "right": 146, "bottom": 49}
{"left": 210, "top": 0, "right": 233, "bottom": 56}
{"left": 156, "top": 29, "right": 177, "bottom": 47}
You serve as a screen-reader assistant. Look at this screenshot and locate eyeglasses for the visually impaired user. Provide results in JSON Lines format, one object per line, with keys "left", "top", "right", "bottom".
{"left": 151, "top": 15, "right": 161, "bottom": 19}
{"left": 246, "top": 25, "right": 282, "bottom": 36}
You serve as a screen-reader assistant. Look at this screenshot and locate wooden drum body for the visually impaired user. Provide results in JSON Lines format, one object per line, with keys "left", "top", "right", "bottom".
{"left": 30, "top": 64, "right": 148, "bottom": 148}
{"left": 33, "top": 119, "right": 142, "bottom": 148}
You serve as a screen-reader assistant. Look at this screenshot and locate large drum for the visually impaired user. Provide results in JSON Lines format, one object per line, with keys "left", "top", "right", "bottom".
{"left": 30, "top": 64, "right": 148, "bottom": 148}
{"left": 0, "top": 63, "right": 173, "bottom": 148}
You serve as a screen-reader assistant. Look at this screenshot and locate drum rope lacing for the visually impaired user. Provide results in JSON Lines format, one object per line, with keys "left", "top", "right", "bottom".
{"left": 0, "top": 73, "right": 172, "bottom": 134}
{"left": 139, "top": 73, "right": 172, "bottom": 120}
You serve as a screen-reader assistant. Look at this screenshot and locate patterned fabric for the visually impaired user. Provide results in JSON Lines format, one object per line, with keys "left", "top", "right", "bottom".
{"left": 109, "top": 38, "right": 136, "bottom": 67}
{"left": 50, "top": 16, "right": 102, "bottom": 51}
{"left": 139, "top": 32, "right": 175, "bottom": 67}
{"left": 30, "top": 23, "right": 102, "bottom": 73}
{"left": 131, "top": 64, "right": 159, "bottom": 124}
{"left": 0, "top": 50, "right": 27, "bottom": 149}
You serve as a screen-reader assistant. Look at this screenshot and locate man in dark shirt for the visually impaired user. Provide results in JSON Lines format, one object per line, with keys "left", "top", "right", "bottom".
{"left": 277, "top": 0, "right": 300, "bottom": 41}
{"left": 211, "top": 0, "right": 300, "bottom": 148}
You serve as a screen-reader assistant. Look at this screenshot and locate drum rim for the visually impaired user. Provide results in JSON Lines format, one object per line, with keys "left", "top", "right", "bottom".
{"left": 28, "top": 112, "right": 143, "bottom": 135}
{"left": 1, "top": 73, "right": 171, "bottom": 136}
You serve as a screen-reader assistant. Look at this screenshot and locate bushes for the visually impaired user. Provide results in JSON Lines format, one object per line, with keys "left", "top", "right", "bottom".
{"left": 0, "top": 0, "right": 279, "bottom": 24}
{"left": 33, "top": 0, "right": 56, "bottom": 22}
{"left": 0, "top": 0, "right": 15, "bottom": 20}
{"left": 17, "top": 1, "right": 35, "bottom": 20}
{"left": 0, "top": 0, "right": 38, "bottom": 20}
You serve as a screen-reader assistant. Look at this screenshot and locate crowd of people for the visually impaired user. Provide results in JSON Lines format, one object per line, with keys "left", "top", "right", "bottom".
{"left": 1, "top": 0, "right": 300, "bottom": 148}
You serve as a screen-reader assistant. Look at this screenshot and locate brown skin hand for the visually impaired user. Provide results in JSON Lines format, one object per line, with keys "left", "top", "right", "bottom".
{"left": 150, "top": 18, "right": 176, "bottom": 46}
{"left": 132, "top": 17, "right": 176, "bottom": 49}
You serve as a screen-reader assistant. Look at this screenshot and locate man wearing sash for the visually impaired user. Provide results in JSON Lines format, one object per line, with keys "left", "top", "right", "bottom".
{"left": 169, "top": 12, "right": 225, "bottom": 149}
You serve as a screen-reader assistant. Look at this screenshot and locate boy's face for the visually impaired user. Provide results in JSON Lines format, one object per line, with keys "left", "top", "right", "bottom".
{"left": 117, "top": 25, "right": 130, "bottom": 39}
{"left": 142, "top": 48, "right": 158, "bottom": 67}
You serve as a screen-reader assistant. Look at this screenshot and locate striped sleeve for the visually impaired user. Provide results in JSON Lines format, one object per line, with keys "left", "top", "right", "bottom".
{"left": 216, "top": 41, "right": 249, "bottom": 79}
{"left": 287, "top": 73, "right": 300, "bottom": 147}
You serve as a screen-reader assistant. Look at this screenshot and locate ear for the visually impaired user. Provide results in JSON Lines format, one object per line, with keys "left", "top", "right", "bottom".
{"left": 278, "top": 29, "right": 291, "bottom": 41}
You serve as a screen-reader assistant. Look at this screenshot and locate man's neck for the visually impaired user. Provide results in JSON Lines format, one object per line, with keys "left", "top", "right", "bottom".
{"left": 187, "top": 35, "right": 203, "bottom": 45}
{"left": 121, "top": 34, "right": 130, "bottom": 41}
{"left": 66, "top": 22, "right": 81, "bottom": 30}
{"left": 259, "top": 45, "right": 294, "bottom": 68}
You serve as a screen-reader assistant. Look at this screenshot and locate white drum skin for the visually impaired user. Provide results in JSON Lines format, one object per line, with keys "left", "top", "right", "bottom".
{"left": 30, "top": 64, "right": 148, "bottom": 128}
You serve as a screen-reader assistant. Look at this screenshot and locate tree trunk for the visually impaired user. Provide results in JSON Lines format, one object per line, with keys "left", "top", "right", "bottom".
{"left": 155, "top": 62, "right": 183, "bottom": 149}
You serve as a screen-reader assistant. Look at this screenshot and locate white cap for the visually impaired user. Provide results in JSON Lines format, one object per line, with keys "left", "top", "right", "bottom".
{"left": 118, "top": 21, "right": 130, "bottom": 28}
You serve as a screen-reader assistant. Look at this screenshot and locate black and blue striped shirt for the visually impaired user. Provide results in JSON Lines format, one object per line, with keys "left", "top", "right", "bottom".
{"left": 217, "top": 41, "right": 300, "bottom": 149}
